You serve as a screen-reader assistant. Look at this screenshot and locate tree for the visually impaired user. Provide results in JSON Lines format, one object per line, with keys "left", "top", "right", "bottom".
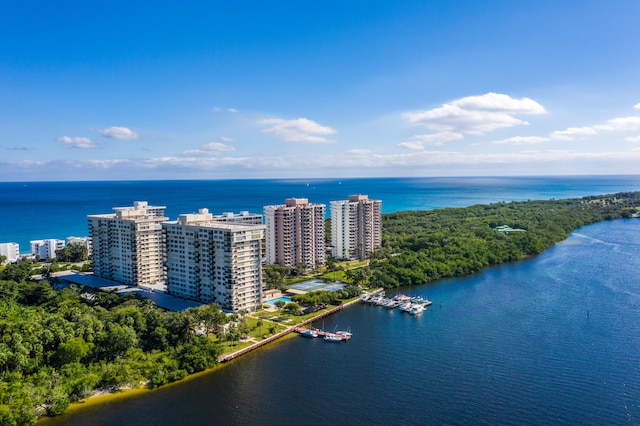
{"left": 274, "top": 300, "right": 286, "bottom": 318}
{"left": 283, "top": 302, "right": 301, "bottom": 316}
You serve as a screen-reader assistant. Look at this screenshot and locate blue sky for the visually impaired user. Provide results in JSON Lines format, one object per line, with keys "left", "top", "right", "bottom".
{"left": 2, "top": 1, "right": 640, "bottom": 181}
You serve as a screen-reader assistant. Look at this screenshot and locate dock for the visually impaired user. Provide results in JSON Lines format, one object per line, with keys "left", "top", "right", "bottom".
{"left": 218, "top": 292, "right": 374, "bottom": 362}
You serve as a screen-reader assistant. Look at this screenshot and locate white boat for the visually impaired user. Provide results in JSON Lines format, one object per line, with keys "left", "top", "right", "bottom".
{"left": 399, "top": 302, "right": 413, "bottom": 312}
{"left": 324, "top": 333, "right": 344, "bottom": 342}
{"left": 299, "top": 329, "right": 318, "bottom": 338}
{"left": 409, "top": 304, "right": 425, "bottom": 315}
{"left": 335, "top": 329, "right": 352, "bottom": 340}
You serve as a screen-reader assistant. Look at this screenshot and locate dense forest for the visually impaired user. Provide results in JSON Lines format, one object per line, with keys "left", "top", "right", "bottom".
{"left": 0, "top": 280, "right": 225, "bottom": 425}
{"left": 369, "top": 192, "right": 640, "bottom": 288}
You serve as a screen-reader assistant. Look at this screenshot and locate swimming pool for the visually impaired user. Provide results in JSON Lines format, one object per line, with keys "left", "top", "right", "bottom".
{"left": 265, "top": 296, "right": 291, "bottom": 306}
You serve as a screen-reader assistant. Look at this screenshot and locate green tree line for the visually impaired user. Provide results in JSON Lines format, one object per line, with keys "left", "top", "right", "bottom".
{"left": 369, "top": 192, "right": 640, "bottom": 288}
{"left": 0, "top": 279, "right": 226, "bottom": 425}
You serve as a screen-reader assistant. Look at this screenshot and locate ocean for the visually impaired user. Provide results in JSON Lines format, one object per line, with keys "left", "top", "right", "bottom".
{"left": 4, "top": 175, "right": 640, "bottom": 425}
{"left": 2, "top": 175, "right": 640, "bottom": 252}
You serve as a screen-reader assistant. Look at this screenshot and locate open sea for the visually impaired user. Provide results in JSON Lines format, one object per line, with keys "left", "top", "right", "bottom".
{"left": 2, "top": 175, "right": 640, "bottom": 425}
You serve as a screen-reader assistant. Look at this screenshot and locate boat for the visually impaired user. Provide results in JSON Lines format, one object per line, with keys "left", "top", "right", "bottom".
{"left": 324, "top": 333, "right": 344, "bottom": 342}
{"left": 335, "top": 329, "right": 352, "bottom": 340}
{"left": 409, "top": 304, "right": 425, "bottom": 315}
{"left": 299, "top": 329, "right": 318, "bottom": 338}
{"left": 399, "top": 302, "right": 413, "bottom": 312}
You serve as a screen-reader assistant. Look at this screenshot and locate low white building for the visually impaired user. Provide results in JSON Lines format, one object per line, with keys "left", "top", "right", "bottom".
{"left": 0, "top": 242, "right": 20, "bottom": 264}
{"left": 30, "top": 239, "right": 65, "bottom": 259}
{"left": 66, "top": 236, "right": 93, "bottom": 256}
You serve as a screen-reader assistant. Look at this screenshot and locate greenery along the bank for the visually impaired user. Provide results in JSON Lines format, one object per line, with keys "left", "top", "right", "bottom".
{"left": 369, "top": 192, "right": 640, "bottom": 288}
{"left": 0, "top": 280, "right": 226, "bottom": 425}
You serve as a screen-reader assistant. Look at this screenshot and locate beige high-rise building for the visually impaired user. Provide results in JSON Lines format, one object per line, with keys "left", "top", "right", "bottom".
{"left": 264, "top": 198, "right": 326, "bottom": 269}
{"left": 163, "top": 208, "right": 265, "bottom": 312}
{"left": 331, "top": 195, "right": 382, "bottom": 260}
{"left": 88, "top": 201, "right": 167, "bottom": 287}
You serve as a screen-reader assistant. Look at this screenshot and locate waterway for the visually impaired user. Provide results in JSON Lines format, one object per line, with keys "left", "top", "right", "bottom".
{"left": 41, "top": 218, "right": 640, "bottom": 425}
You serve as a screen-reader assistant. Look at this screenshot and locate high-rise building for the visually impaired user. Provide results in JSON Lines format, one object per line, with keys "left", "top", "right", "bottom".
{"left": 30, "top": 239, "right": 65, "bottom": 259}
{"left": 88, "top": 201, "right": 167, "bottom": 287}
{"left": 163, "top": 208, "right": 265, "bottom": 312}
{"left": 0, "top": 242, "right": 20, "bottom": 264}
{"left": 331, "top": 195, "right": 382, "bottom": 260}
{"left": 264, "top": 198, "right": 326, "bottom": 269}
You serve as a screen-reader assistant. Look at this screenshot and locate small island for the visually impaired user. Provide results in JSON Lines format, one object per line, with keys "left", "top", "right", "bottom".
{"left": 0, "top": 191, "right": 639, "bottom": 424}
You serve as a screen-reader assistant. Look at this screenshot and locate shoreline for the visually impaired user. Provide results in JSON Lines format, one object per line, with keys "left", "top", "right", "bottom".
{"left": 43, "top": 294, "right": 370, "bottom": 421}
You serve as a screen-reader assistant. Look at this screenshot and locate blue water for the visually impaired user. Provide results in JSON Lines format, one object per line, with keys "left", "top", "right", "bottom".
{"left": 2, "top": 175, "right": 640, "bottom": 252}
{"left": 40, "top": 218, "right": 640, "bottom": 425}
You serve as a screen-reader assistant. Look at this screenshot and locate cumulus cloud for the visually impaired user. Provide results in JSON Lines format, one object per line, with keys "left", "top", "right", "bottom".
{"left": 181, "top": 142, "right": 236, "bottom": 156}
{"left": 99, "top": 126, "right": 139, "bottom": 140}
{"left": 635, "top": 103, "right": 640, "bottom": 110}
{"left": 492, "top": 136, "right": 549, "bottom": 145}
{"left": 58, "top": 136, "right": 98, "bottom": 149}
{"left": 259, "top": 117, "right": 337, "bottom": 143}
{"left": 404, "top": 92, "right": 546, "bottom": 135}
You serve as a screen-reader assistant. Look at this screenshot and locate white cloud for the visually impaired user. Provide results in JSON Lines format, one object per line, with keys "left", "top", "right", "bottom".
{"left": 549, "top": 116, "right": 640, "bottom": 141}
{"left": 228, "top": 108, "right": 238, "bottom": 113}
{"left": 626, "top": 135, "right": 640, "bottom": 143}
{"left": 220, "top": 136, "right": 235, "bottom": 142}
{"left": 493, "top": 136, "right": 549, "bottom": 145}
{"left": 259, "top": 117, "right": 337, "bottom": 143}
{"left": 604, "top": 116, "right": 640, "bottom": 131}
{"left": 99, "top": 126, "right": 139, "bottom": 140}
{"left": 548, "top": 126, "right": 599, "bottom": 141}
{"left": 58, "top": 136, "right": 98, "bottom": 149}
{"left": 398, "top": 141, "right": 425, "bottom": 150}
{"left": 181, "top": 142, "right": 236, "bottom": 156}
{"left": 399, "top": 132, "right": 463, "bottom": 149}
{"left": 635, "top": 103, "right": 640, "bottom": 110}
{"left": 345, "top": 149, "right": 371, "bottom": 155}
{"left": 404, "top": 92, "right": 546, "bottom": 135}
{"left": 212, "top": 106, "right": 222, "bottom": 112}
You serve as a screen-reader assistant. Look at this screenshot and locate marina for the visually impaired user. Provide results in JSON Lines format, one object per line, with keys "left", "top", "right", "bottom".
{"left": 360, "top": 292, "right": 433, "bottom": 315}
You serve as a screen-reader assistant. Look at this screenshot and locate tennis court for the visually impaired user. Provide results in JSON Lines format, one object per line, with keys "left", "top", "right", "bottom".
{"left": 288, "top": 280, "right": 346, "bottom": 293}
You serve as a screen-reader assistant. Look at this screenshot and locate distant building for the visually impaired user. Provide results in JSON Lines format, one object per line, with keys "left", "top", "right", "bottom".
{"left": 264, "top": 198, "right": 326, "bottom": 269}
{"left": 88, "top": 201, "right": 167, "bottom": 287}
{"left": 66, "top": 236, "right": 93, "bottom": 256}
{"left": 30, "top": 239, "right": 65, "bottom": 260}
{"left": 0, "top": 242, "right": 20, "bottom": 264}
{"left": 212, "top": 211, "right": 263, "bottom": 225}
{"left": 331, "top": 195, "right": 382, "bottom": 260}
{"left": 163, "top": 208, "right": 265, "bottom": 313}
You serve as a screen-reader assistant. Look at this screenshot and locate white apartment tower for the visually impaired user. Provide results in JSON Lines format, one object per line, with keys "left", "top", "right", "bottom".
{"left": 88, "top": 201, "right": 167, "bottom": 287}
{"left": 163, "top": 208, "right": 265, "bottom": 313}
{"left": 30, "top": 239, "right": 65, "bottom": 259}
{"left": 264, "top": 198, "right": 326, "bottom": 269}
{"left": 331, "top": 195, "right": 382, "bottom": 260}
